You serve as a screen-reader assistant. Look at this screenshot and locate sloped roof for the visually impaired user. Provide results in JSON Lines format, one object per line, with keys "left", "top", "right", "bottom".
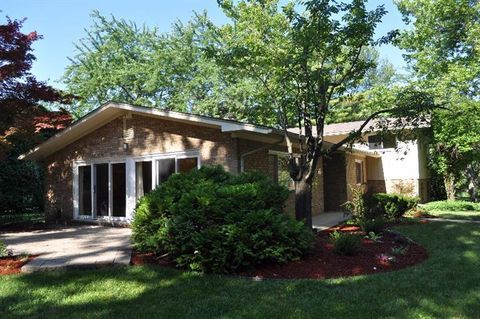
{"left": 20, "top": 102, "right": 279, "bottom": 160}
{"left": 21, "top": 102, "right": 381, "bottom": 160}
{"left": 288, "top": 118, "right": 429, "bottom": 137}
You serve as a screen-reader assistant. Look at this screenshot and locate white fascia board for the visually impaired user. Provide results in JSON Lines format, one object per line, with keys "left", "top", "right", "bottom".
{"left": 112, "top": 103, "right": 273, "bottom": 134}
{"left": 20, "top": 102, "right": 275, "bottom": 160}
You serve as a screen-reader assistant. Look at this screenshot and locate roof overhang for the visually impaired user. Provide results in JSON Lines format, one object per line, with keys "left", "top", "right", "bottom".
{"left": 20, "top": 102, "right": 276, "bottom": 161}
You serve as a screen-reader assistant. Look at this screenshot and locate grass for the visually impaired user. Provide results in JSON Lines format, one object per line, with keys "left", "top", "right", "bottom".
{"left": 422, "top": 200, "right": 480, "bottom": 221}
{"left": 427, "top": 210, "right": 480, "bottom": 221}
{"left": 423, "top": 200, "right": 480, "bottom": 212}
{"left": 1, "top": 221, "right": 480, "bottom": 318}
{"left": 0, "top": 212, "right": 44, "bottom": 226}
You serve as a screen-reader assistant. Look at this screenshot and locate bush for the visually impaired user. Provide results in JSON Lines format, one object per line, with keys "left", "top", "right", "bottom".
{"left": 132, "top": 165, "right": 314, "bottom": 273}
{"left": 330, "top": 231, "right": 362, "bottom": 255}
{"left": 364, "top": 193, "right": 419, "bottom": 220}
{"left": 424, "top": 200, "right": 480, "bottom": 212}
{"left": 359, "top": 218, "right": 385, "bottom": 233}
{"left": 341, "top": 185, "right": 366, "bottom": 220}
{"left": 0, "top": 241, "right": 9, "bottom": 258}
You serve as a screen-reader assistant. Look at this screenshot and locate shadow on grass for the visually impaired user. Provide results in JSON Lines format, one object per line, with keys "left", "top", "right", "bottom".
{"left": 0, "top": 222, "right": 479, "bottom": 319}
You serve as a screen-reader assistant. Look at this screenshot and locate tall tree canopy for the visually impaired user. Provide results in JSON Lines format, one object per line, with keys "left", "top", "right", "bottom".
{"left": 64, "top": 11, "right": 274, "bottom": 124}
{"left": 212, "top": 0, "right": 434, "bottom": 226}
{"left": 0, "top": 17, "right": 71, "bottom": 215}
{"left": 64, "top": 1, "right": 436, "bottom": 226}
{"left": 396, "top": 0, "right": 480, "bottom": 200}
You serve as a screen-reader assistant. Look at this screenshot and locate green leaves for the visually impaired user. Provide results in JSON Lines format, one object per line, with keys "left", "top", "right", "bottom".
{"left": 396, "top": 0, "right": 480, "bottom": 197}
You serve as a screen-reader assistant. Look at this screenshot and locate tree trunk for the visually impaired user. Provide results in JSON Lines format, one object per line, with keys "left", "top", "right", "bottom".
{"left": 466, "top": 164, "right": 479, "bottom": 202}
{"left": 444, "top": 173, "right": 456, "bottom": 200}
{"left": 295, "top": 178, "right": 313, "bottom": 229}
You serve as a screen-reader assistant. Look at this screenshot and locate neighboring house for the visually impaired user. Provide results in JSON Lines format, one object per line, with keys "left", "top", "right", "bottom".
{"left": 21, "top": 102, "right": 430, "bottom": 223}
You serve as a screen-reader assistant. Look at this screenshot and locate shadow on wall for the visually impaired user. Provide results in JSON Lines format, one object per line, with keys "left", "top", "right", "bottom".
{"left": 44, "top": 115, "right": 237, "bottom": 221}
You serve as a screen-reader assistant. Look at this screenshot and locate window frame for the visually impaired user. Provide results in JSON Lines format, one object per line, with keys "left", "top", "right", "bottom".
{"left": 355, "top": 159, "right": 365, "bottom": 185}
{"left": 367, "top": 133, "right": 397, "bottom": 150}
{"left": 73, "top": 150, "right": 201, "bottom": 222}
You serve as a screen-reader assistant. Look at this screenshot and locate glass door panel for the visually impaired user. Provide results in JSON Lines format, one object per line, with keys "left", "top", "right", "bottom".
{"left": 112, "top": 163, "right": 126, "bottom": 217}
{"left": 94, "top": 163, "right": 109, "bottom": 217}
{"left": 157, "top": 158, "right": 176, "bottom": 184}
{"left": 135, "top": 161, "right": 152, "bottom": 200}
{"left": 79, "top": 166, "right": 92, "bottom": 216}
{"left": 178, "top": 157, "right": 198, "bottom": 173}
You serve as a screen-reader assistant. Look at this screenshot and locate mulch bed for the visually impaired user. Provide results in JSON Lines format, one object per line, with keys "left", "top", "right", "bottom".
{"left": 131, "top": 225, "right": 429, "bottom": 280}
{"left": 239, "top": 225, "right": 428, "bottom": 279}
{"left": 0, "top": 255, "right": 36, "bottom": 276}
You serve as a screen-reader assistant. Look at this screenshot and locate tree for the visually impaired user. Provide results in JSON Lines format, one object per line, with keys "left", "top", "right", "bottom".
{"left": 212, "top": 0, "right": 434, "bottom": 227}
{"left": 396, "top": 0, "right": 480, "bottom": 200}
{"left": 64, "top": 11, "right": 276, "bottom": 124}
{"left": 0, "top": 17, "right": 71, "bottom": 215}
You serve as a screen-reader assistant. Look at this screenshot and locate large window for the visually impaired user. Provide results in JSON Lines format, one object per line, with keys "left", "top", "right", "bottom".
{"left": 75, "top": 152, "right": 200, "bottom": 220}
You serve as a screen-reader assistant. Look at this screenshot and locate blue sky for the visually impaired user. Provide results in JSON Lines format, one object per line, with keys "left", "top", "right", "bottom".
{"left": 2, "top": 0, "right": 407, "bottom": 89}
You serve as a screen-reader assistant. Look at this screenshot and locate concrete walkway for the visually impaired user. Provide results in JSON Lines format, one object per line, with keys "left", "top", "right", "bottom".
{"left": 0, "top": 225, "right": 132, "bottom": 273}
{"left": 312, "top": 212, "right": 350, "bottom": 230}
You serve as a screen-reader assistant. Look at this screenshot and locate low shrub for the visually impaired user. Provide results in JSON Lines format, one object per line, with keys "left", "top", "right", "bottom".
{"left": 364, "top": 193, "right": 419, "bottom": 220}
{"left": 0, "top": 241, "right": 9, "bottom": 258}
{"left": 359, "top": 218, "right": 385, "bottom": 233}
{"left": 424, "top": 200, "right": 480, "bottom": 212}
{"left": 330, "top": 231, "right": 362, "bottom": 255}
{"left": 132, "top": 165, "right": 314, "bottom": 273}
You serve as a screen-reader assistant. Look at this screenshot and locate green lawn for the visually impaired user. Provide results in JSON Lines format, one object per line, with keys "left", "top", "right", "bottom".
{"left": 427, "top": 210, "right": 480, "bottom": 221}
{"left": 0, "top": 212, "right": 44, "bottom": 226}
{"left": 1, "top": 221, "right": 480, "bottom": 319}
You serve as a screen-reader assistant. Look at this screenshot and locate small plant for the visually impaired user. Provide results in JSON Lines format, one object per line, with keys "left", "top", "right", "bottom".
{"left": 341, "top": 185, "right": 367, "bottom": 220}
{"left": 365, "top": 232, "right": 383, "bottom": 243}
{"left": 359, "top": 218, "right": 385, "bottom": 233}
{"left": 363, "top": 193, "right": 419, "bottom": 220}
{"left": 391, "top": 246, "right": 409, "bottom": 255}
{"left": 330, "top": 231, "right": 362, "bottom": 256}
{"left": 0, "top": 241, "right": 11, "bottom": 258}
{"left": 377, "top": 253, "right": 396, "bottom": 265}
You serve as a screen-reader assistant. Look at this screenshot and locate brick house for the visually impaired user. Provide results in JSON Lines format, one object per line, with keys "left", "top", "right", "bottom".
{"left": 22, "top": 102, "right": 430, "bottom": 223}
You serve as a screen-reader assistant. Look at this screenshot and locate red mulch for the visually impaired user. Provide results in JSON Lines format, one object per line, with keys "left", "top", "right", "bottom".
{"left": 239, "top": 225, "right": 428, "bottom": 279}
{"left": 0, "top": 255, "right": 35, "bottom": 276}
{"left": 131, "top": 225, "right": 428, "bottom": 280}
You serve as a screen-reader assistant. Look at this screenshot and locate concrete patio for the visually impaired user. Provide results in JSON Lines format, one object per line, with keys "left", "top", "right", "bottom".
{"left": 312, "top": 212, "right": 350, "bottom": 230}
{"left": 0, "top": 225, "right": 132, "bottom": 273}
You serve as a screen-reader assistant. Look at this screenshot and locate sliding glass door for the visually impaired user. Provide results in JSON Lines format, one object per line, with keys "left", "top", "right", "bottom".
{"left": 75, "top": 153, "right": 200, "bottom": 220}
{"left": 77, "top": 162, "right": 126, "bottom": 219}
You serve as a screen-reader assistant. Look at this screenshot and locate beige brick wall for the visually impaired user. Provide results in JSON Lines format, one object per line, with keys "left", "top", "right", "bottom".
{"left": 43, "top": 113, "right": 325, "bottom": 221}
{"left": 345, "top": 153, "right": 368, "bottom": 201}
{"left": 44, "top": 114, "right": 240, "bottom": 220}
{"left": 240, "top": 140, "right": 324, "bottom": 217}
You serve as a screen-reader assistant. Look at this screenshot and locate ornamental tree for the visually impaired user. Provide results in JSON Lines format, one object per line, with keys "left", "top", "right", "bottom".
{"left": 0, "top": 17, "right": 72, "bottom": 215}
